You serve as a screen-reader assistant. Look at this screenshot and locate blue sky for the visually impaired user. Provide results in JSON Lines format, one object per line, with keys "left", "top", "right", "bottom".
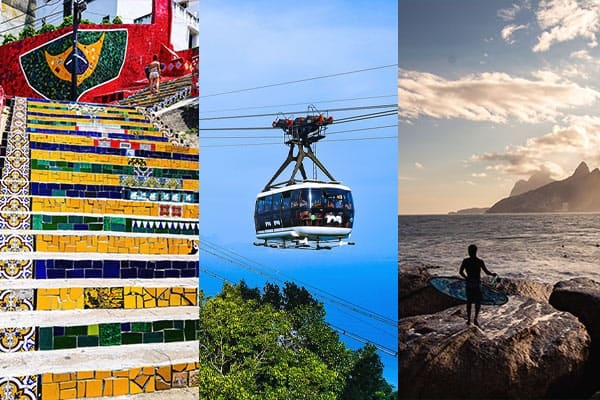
{"left": 400, "top": 0, "right": 600, "bottom": 214}
{"left": 199, "top": 0, "right": 398, "bottom": 388}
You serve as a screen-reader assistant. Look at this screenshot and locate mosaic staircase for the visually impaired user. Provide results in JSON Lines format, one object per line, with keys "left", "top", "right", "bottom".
{"left": 118, "top": 75, "right": 193, "bottom": 112}
{"left": 0, "top": 96, "right": 199, "bottom": 399}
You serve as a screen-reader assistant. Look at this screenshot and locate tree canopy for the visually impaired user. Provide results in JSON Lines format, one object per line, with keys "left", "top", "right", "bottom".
{"left": 199, "top": 281, "right": 397, "bottom": 399}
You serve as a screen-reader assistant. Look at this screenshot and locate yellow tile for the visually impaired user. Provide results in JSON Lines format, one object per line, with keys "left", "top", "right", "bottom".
{"left": 42, "top": 373, "right": 54, "bottom": 384}
{"left": 54, "top": 373, "right": 72, "bottom": 383}
{"left": 113, "top": 377, "right": 129, "bottom": 396}
{"left": 95, "top": 371, "right": 111, "bottom": 379}
{"left": 113, "top": 370, "right": 129, "bottom": 378}
{"left": 68, "top": 287, "right": 83, "bottom": 300}
{"left": 129, "top": 367, "right": 141, "bottom": 380}
{"left": 59, "top": 388, "right": 76, "bottom": 399}
{"left": 77, "top": 381, "right": 86, "bottom": 398}
{"left": 36, "top": 295, "right": 53, "bottom": 310}
{"left": 60, "top": 301, "right": 76, "bottom": 311}
{"left": 102, "top": 378, "right": 113, "bottom": 396}
{"left": 130, "top": 380, "right": 144, "bottom": 395}
{"left": 59, "top": 380, "right": 76, "bottom": 390}
{"left": 85, "top": 379, "right": 103, "bottom": 397}
{"left": 41, "top": 383, "right": 59, "bottom": 399}
{"left": 145, "top": 375, "right": 155, "bottom": 392}
{"left": 124, "top": 295, "right": 137, "bottom": 309}
{"left": 77, "top": 371, "right": 94, "bottom": 380}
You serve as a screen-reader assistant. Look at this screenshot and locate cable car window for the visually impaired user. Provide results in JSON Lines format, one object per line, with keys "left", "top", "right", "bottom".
{"left": 272, "top": 193, "right": 282, "bottom": 211}
{"left": 282, "top": 191, "right": 292, "bottom": 209}
{"left": 256, "top": 197, "right": 265, "bottom": 214}
{"left": 265, "top": 195, "right": 272, "bottom": 212}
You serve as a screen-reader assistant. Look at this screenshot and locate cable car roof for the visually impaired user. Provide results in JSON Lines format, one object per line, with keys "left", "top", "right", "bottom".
{"left": 257, "top": 180, "right": 352, "bottom": 197}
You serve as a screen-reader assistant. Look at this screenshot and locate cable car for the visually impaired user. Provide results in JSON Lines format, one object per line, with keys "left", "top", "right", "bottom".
{"left": 254, "top": 107, "right": 355, "bottom": 249}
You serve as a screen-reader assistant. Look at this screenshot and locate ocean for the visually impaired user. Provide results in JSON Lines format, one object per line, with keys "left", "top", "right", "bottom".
{"left": 399, "top": 213, "right": 600, "bottom": 284}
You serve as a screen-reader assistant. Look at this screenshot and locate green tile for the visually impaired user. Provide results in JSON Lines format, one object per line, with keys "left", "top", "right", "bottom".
{"left": 121, "top": 332, "right": 143, "bottom": 345}
{"left": 77, "top": 335, "right": 99, "bottom": 348}
{"left": 184, "top": 320, "right": 196, "bottom": 341}
{"left": 131, "top": 322, "right": 152, "bottom": 333}
{"left": 54, "top": 335, "right": 76, "bottom": 350}
{"left": 38, "top": 327, "right": 53, "bottom": 350}
{"left": 99, "top": 323, "right": 121, "bottom": 346}
{"left": 87, "top": 324, "right": 99, "bottom": 336}
{"left": 143, "top": 331, "right": 164, "bottom": 344}
{"left": 32, "top": 216, "right": 42, "bottom": 230}
{"left": 173, "top": 320, "right": 184, "bottom": 330}
{"left": 65, "top": 325, "right": 88, "bottom": 336}
{"left": 164, "top": 329, "right": 184, "bottom": 343}
{"left": 153, "top": 320, "right": 173, "bottom": 332}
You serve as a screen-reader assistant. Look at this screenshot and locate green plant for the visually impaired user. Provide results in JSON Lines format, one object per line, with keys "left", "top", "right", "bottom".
{"left": 37, "top": 23, "right": 56, "bottom": 35}
{"left": 18, "top": 26, "right": 36, "bottom": 40}
{"left": 112, "top": 16, "right": 123, "bottom": 24}
{"left": 2, "top": 33, "right": 16, "bottom": 45}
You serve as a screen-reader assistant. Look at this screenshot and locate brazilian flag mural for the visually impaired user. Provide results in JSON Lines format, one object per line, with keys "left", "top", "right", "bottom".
{"left": 20, "top": 29, "right": 127, "bottom": 100}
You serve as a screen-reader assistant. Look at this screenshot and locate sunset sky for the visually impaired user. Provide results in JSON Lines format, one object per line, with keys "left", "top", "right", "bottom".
{"left": 399, "top": 0, "right": 600, "bottom": 214}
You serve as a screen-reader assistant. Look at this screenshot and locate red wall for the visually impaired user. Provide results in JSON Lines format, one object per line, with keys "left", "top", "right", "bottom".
{"left": 0, "top": 0, "right": 181, "bottom": 103}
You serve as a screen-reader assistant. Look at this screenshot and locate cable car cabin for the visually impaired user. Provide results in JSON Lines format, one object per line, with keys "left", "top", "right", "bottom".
{"left": 254, "top": 182, "right": 354, "bottom": 249}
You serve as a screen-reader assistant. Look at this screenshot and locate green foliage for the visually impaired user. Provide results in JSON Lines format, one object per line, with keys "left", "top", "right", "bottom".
{"left": 18, "top": 26, "right": 36, "bottom": 40}
{"left": 112, "top": 16, "right": 123, "bottom": 24}
{"left": 37, "top": 23, "right": 56, "bottom": 35}
{"left": 101, "top": 16, "right": 111, "bottom": 24}
{"left": 199, "top": 281, "right": 396, "bottom": 399}
{"left": 2, "top": 34, "right": 16, "bottom": 45}
{"left": 59, "top": 15, "right": 73, "bottom": 29}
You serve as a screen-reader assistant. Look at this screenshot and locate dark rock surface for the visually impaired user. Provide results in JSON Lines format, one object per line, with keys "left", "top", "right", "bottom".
{"left": 399, "top": 297, "right": 590, "bottom": 399}
{"left": 399, "top": 263, "right": 462, "bottom": 317}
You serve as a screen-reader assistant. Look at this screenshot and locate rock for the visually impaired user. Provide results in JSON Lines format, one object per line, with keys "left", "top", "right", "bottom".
{"left": 549, "top": 278, "right": 600, "bottom": 341}
{"left": 399, "top": 263, "right": 462, "bottom": 317}
{"left": 495, "top": 277, "right": 553, "bottom": 303}
{"left": 549, "top": 278, "right": 600, "bottom": 395}
{"left": 399, "top": 296, "right": 590, "bottom": 399}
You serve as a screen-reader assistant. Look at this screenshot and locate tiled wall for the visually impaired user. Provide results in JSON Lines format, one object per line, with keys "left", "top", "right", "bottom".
{"left": 41, "top": 362, "right": 199, "bottom": 399}
{"left": 0, "top": 96, "right": 199, "bottom": 399}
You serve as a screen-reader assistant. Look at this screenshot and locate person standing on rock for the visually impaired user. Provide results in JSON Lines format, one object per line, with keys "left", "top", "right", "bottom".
{"left": 459, "top": 244, "right": 498, "bottom": 327}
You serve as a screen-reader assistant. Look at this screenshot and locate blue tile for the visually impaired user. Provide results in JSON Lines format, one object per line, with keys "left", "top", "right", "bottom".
{"left": 85, "top": 269, "right": 103, "bottom": 278}
{"left": 66, "top": 269, "right": 85, "bottom": 278}
{"left": 47, "top": 269, "right": 66, "bottom": 279}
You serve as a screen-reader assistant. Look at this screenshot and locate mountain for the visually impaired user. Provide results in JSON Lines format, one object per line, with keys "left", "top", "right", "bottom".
{"left": 509, "top": 170, "right": 555, "bottom": 197}
{"left": 487, "top": 162, "right": 600, "bottom": 213}
{"left": 448, "top": 207, "right": 490, "bottom": 215}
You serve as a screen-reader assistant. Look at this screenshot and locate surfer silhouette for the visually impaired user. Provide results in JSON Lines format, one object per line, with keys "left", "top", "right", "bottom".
{"left": 459, "top": 244, "right": 498, "bottom": 327}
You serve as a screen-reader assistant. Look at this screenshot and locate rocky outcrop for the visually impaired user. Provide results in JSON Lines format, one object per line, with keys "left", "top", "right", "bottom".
{"left": 488, "top": 161, "right": 600, "bottom": 213}
{"left": 400, "top": 297, "right": 590, "bottom": 399}
{"left": 399, "top": 263, "right": 462, "bottom": 317}
{"left": 550, "top": 278, "right": 600, "bottom": 341}
{"left": 549, "top": 277, "right": 600, "bottom": 394}
{"left": 399, "top": 264, "right": 553, "bottom": 317}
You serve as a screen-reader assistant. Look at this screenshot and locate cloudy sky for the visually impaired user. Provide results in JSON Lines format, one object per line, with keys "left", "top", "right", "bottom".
{"left": 400, "top": 0, "right": 600, "bottom": 214}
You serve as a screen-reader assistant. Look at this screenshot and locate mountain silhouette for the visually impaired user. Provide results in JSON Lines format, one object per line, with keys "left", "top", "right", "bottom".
{"left": 488, "top": 162, "right": 600, "bottom": 213}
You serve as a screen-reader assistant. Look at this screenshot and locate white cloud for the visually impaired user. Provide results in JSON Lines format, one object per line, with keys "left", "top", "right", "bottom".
{"left": 472, "top": 173, "right": 487, "bottom": 178}
{"left": 498, "top": 0, "right": 531, "bottom": 21}
{"left": 398, "top": 69, "right": 600, "bottom": 123}
{"left": 415, "top": 162, "right": 424, "bottom": 169}
{"left": 533, "top": 0, "right": 600, "bottom": 52}
{"left": 501, "top": 24, "right": 528, "bottom": 44}
{"left": 471, "top": 115, "right": 600, "bottom": 178}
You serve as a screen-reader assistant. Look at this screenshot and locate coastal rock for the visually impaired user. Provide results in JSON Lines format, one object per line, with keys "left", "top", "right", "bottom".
{"left": 549, "top": 278, "right": 600, "bottom": 340}
{"left": 495, "top": 277, "right": 553, "bottom": 303}
{"left": 399, "top": 296, "right": 590, "bottom": 399}
{"left": 399, "top": 263, "right": 462, "bottom": 317}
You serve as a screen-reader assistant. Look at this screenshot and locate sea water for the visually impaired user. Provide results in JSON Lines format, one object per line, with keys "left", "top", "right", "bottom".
{"left": 399, "top": 213, "right": 600, "bottom": 284}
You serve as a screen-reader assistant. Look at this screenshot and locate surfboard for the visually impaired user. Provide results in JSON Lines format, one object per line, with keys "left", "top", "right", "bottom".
{"left": 428, "top": 276, "right": 508, "bottom": 305}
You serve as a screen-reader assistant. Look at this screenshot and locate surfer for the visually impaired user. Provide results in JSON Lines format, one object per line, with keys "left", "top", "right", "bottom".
{"left": 459, "top": 244, "right": 498, "bottom": 327}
